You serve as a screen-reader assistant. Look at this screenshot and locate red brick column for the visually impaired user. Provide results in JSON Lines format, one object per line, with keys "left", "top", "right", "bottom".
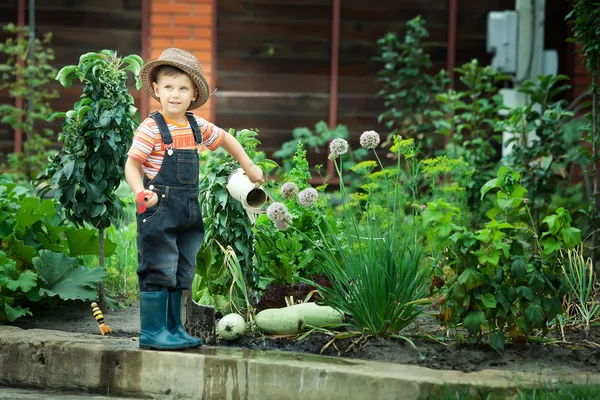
{"left": 147, "top": 0, "right": 215, "bottom": 121}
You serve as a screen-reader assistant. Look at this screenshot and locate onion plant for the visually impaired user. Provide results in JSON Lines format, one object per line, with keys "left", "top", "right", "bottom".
{"left": 267, "top": 132, "right": 433, "bottom": 339}
{"left": 560, "top": 246, "right": 599, "bottom": 336}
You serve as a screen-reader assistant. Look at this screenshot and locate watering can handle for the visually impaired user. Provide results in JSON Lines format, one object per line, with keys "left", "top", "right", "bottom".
{"left": 254, "top": 181, "right": 260, "bottom": 189}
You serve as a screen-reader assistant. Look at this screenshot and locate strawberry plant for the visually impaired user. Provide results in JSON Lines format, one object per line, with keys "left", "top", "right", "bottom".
{"left": 424, "top": 166, "right": 580, "bottom": 351}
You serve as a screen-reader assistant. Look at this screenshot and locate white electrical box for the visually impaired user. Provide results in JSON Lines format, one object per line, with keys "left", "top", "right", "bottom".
{"left": 487, "top": 11, "right": 519, "bottom": 74}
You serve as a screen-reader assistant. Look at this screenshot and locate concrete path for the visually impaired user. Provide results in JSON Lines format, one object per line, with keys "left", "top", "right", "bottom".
{"left": 1, "top": 326, "right": 598, "bottom": 400}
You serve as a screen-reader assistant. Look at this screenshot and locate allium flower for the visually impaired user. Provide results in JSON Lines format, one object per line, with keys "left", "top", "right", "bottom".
{"left": 274, "top": 219, "right": 290, "bottom": 231}
{"left": 280, "top": 182, "right": 299, "bottom": 201}
{"left": 329, "top": 138, "right": 349, "bottom": 159}
{"left": 297, "top": 188, "right": 318, "bottom": 207}
{"left": 267, "top": 202, "right": 290, "bottom": 222}
{"left": 359, "top": 130, "right": 380, "bottom": 150}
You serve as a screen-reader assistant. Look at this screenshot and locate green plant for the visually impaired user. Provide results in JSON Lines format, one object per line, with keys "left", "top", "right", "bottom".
{"left": 426, "top": 167, "right": 580, "bottom": 351}
{"left": 197, "top": 128, "right": 276, "bottom": 306}
{"left": 559, "top": 246, "right": 599, "bottom": 335}
{"left": 0, "top": 23, "right": 58, "bottom": 181}
{"left": 0, "top": 174, "right": 108, "bottom": 321}
{"left": 254, "top": 142, "right": 338, "bottom": 286}
{"left": 433, "top": 59, "right": 510, "bottom": 222}
{"left": 268, "top": 134, "right": 433, "bottom": 340}
{"left": 374, "top": 16, "right": 449, "bottom": 153}
{"left": 500, "top": 75, "right": 577, "bottom": 233}
{"left": 567, "top": 0, "right": 600, "bottom": 268}
{"left": 36, "top": 50, "right": 143, "bottom": 308}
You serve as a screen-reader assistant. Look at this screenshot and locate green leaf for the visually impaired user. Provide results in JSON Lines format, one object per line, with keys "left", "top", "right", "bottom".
{"left": 5, "top": 270, "right": 37, "bottom": 292}
{"left": 55, "top": 65, "right": 79, "bottom": 87}
{"left": 541, "top": 238, "right": 562, "bottom": 255}
{"left": 463, "top": 311, "right": 487, "bottom": 334}
{"left": 562, "top": 227, "right": 581, "bottom": 249}
{"left": 481, "top": 292, "right": 497, "bottom": 309}
{"left": 517, "top": 286, "right": 534, "bottom": 301}
{"left": 33, "top": 250, "right": 105, "bottom": 301}
{"left": 489, "top": 331, "right": 505, "bottom": 352}
{"left": 66, "top": 228, "right": 117, "bottom": 258}
{"left": 511, "top": 258, "right": 527, "bottom": 280}
{"left": 480, "top": 178, "right": 498, "bottom": 200}
{"left": 457, "top": 268, "right": 485, "bottom": 290}
{"left": 4, "top": 303, "right": 32, "bottom": 322}
{"left": 542, "top": 297, "right": 564, "bottom": 321}
{"left": 524, "top": 304, "right": 544, "bottom": 328}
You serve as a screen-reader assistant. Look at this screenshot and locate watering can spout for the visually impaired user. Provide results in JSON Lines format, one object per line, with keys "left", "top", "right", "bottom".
{"left": 226, "top": 168, "right": 269, "bottom": 223}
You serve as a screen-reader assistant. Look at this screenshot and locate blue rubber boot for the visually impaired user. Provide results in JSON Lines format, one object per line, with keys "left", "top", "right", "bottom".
{"left": 167, "top": 291, "right": 202, "bottom": 348}
{"left": 139, "top": 291, "right": 188, "bottom": 350}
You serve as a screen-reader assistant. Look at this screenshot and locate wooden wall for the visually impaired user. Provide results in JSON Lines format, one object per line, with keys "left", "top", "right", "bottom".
{"left": 215, "top": 0, "right": 575, "bottom": 165}
{"left": 0, "top": 0, "right": 141, "bottom": 157}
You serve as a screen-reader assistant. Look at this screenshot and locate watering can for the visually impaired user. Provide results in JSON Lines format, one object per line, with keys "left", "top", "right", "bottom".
{"left": 226, "top": 168, "right": 269, "bottom": 224}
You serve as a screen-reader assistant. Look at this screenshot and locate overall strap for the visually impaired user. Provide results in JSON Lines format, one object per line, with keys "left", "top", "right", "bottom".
{"left": 185, "top": 112, "right": 203, "bottom": 145}
{"left": 149, "top": 111, "right": 173, "bottom": 145}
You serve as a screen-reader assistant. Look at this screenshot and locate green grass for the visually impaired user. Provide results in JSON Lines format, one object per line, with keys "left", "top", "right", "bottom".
{"left": 432, "top": 384, "right": 600, "bottom": 400}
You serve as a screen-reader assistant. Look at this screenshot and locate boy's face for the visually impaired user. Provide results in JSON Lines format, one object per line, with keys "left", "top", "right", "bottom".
{"left": 152, "top": 71, "right": 197, "bottom": 119}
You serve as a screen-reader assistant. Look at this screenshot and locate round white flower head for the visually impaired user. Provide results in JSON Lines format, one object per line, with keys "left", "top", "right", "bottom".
{"left": 360, "top": 130, "right": 380, "bottom": 150}
{"left": 274, "top": 219, "right": 290, "bottom": 231}
{"left": 329, "top": 138, "right": 349, "bottom": 159}
{"left": 297, "top": 188, "right": 319, "bottom": 207}
{"left": 280, "top": 182, "right": 299, "bottom": 201}
{"left": 267, "top": 202, "right": 290, "bottom": 222}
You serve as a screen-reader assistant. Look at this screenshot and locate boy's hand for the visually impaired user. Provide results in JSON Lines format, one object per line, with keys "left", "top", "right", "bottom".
{"left": 244, "top": 164, "right": 265, "bottom": 186}
{"left": 136, "top": 189, "right": 158, "bottom": 214}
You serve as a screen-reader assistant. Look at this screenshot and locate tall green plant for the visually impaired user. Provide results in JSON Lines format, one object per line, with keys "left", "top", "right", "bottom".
{"left": 36, "top": 50, "right": 143, "bottom": 308}
{"left": 0, "top": 23, "right": 58, "bottom": 181}
{"left": 198, "top": 129, "right": 276, "bottom": 302}
{"left": 374, "top": 16, "right": 449, "bottom": 153}
{"left": 567, "top": 0, "right": 600, "bottom": 268}
{"left": 500, "top": 75, "right": 577, "bottom": 234}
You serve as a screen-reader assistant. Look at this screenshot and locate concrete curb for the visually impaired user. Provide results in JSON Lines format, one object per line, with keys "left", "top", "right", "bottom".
{"left": 1, "top": 326, "right": 598, "bottom": 400}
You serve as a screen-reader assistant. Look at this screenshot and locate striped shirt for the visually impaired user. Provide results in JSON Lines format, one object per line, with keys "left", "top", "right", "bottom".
{"left": 128, "top": 113, "right": 226, "bottom": 179}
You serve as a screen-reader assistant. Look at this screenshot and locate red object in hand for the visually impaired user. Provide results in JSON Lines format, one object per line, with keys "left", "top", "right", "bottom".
{"left": 136, "top": 191, "right": 147, "bottom": 214}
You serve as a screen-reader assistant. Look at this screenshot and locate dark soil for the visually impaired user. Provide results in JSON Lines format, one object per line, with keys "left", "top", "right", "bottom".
{"left": 9, "top": 300, "right": 600, "bottom": 375}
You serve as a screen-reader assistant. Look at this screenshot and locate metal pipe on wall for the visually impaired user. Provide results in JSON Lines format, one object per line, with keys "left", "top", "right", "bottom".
{"left": 447, "top": 0, "right": 458, "bottom": 88}
{"left": 328, "top": 0, "right": 340, "bottom": 181}
{"left": 27, "top": 0, "right": 35, "bottom": 143}
{"left": 14, "top": 0, "right": 25, "bottom": 153}
{"left": 140, "top": 0, "right": 149, "bottom": 118}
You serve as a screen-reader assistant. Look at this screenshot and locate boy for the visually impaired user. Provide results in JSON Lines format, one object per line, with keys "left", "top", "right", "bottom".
{"left": 125, "top": 48, "right": 264, "bottom": 350}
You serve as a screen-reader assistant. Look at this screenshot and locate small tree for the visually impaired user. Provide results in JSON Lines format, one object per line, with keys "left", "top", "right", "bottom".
{"left": 36, "top": 50, "right": 143, "bottom": 308}
{"left": 374, "top": 16, "right": 449, "bottom": 154}
{"left": 0, "top": 23, "right": 58, "bottom": 181}
{"left": 567, "top": 1, "right": 600, "bottom": 270}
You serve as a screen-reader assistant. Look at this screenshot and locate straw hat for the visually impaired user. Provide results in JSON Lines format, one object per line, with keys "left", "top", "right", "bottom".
{"left": 140, "top": 48, "right": 210, "bottom": 110}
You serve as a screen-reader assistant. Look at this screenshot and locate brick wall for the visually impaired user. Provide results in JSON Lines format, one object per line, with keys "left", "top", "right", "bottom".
{"left": 147, "top": 0, "right": 214, "bottom": 121}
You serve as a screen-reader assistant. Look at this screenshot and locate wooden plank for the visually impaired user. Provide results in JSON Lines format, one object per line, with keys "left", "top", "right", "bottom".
{"left": 33, "top": 0, "right": 142, "bottom": 11}
{"left": 34, "top": 8, "right": 141, "bottom": 29}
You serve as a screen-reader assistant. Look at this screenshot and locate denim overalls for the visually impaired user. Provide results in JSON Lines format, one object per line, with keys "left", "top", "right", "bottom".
{"left": 137, "top": 111, "right": 204, "bottom": 292}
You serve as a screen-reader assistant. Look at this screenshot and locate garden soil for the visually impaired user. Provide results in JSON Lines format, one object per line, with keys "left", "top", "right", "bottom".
{"left": 10, "top": 300, "right": 600, "bottom": 375}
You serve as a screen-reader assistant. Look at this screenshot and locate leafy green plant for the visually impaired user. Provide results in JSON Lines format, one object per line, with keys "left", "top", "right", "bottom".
{"left": 374, "top": 16, "right": 449, "bottom": 153}
{"left": 196, "top": 129, "right": 277, "bottom": 306}
{"left": 0, "top": 174, "right": 108, "bottom": 321}
{"left": 254, "top": 142, "right": 337, "bottom": 286}
{"left": 36, "top": 50, "right": 143, "bottom": 308}
{"left": 433, "top": 59, "right": 510, "bottom": 221}
{"left": 567, "top": 1, "right": 600, "bottom": 268}
{"left": 425, "top": 167, "right": 579, "bottom": 351}
{"left": 0, "top": 23, "right": 58, "bottom": 181}
{"left": 500, "top": 75, "right": 578, "bottom": 233}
